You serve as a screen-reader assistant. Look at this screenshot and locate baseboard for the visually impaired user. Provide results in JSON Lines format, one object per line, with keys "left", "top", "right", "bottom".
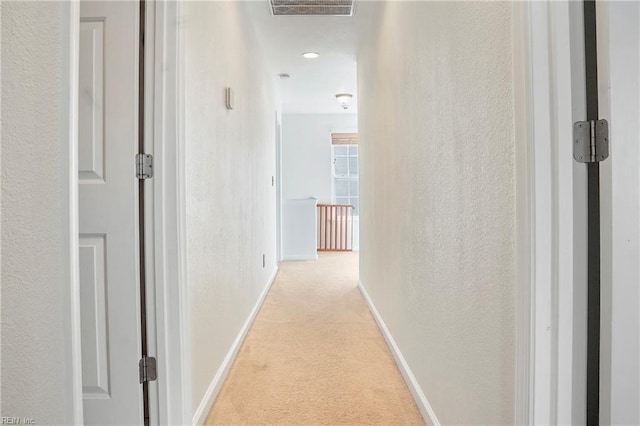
{"left": 282, "top": 254, "right": 318, "bottom": 260}
{"left": 358, "top": 281, "right": 441, "bottom": 426}
{"left": 192, "top": 266, "right": 279, "bottom": 425}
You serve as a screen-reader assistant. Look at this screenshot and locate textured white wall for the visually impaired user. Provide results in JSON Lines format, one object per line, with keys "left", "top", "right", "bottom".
{"left": 358, "top": 2, "right": 515, "bottom": 424}
{"left": 1, "top": 2, "right": 77, "bottom": 423}
{"left": 183, "top": 1, "right": 278, "bottom": 416}
{"left": 282, "top": 113, "right": 357, "bottom": 203}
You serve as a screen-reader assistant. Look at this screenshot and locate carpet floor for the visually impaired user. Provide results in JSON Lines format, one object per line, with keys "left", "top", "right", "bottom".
{"left": 204, "top": 252, "right": 425, "bottom": 425}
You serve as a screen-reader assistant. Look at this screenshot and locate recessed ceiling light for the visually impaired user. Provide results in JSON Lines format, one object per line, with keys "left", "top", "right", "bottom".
{"left": 302, "top": 52, "right": 319, "bottom": 59}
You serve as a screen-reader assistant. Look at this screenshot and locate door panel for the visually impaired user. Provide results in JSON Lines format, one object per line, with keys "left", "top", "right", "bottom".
{"left": 79, "top": 19, "right": 105, "bottom": 183}
{"left": 79, "top": 234, "right": 110, "bottom": 398}
{"left": 79, "top": 1, "right": 143, "bottom": 424}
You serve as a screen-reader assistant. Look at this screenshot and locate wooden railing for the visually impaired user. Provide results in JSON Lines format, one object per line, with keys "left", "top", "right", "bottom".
{"left": 317, "top": 204, "right": 354, "bottom": 252}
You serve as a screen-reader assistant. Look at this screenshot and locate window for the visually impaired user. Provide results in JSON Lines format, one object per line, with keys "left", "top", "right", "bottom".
{"left": 332, "top": 134, "right": 358, "bottom": 215}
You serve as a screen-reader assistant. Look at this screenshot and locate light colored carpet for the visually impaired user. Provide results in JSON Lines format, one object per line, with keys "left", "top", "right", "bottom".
{"left": 205, "top": 252, "right": 425, "bottom": 425}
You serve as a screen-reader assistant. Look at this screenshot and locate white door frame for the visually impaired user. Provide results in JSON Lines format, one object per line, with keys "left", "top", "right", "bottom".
{"left": 512, "top": 3, "right": 532, "bottom": 422}
{"left": 145, "top": 1, "right": 191, "bottom": 424}
{"left": 514, "top": 1, "right": 590, "bottom": 424}
{"left": 67, "top": 1, "right": 190, "bottom": 423}
{"left": 276, "top": 111, "right": 283, "bottom": 262}
{"left": 66, "top": 1, "right": 84, "bottom": 422}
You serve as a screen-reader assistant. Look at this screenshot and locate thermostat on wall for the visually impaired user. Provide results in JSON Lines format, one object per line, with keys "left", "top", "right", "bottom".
{"left": 225, "top": 87, "right": 234, "bottom": 110}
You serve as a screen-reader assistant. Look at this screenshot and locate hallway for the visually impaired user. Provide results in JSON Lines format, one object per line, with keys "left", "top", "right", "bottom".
{"left": 6, "top": 1, "right": 640, "bottom": 424}
{"left": 205, "top": 253, "right": 424, "bottom": 425}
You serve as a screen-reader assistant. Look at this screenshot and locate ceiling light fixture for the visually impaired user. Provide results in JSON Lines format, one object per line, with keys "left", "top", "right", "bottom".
{"left": 278, "top": 73, "right": 291, "bottom": 80}
{"left": 302, "top": 52, "right": 320, "bottom": 59}
{"left": 335, "top": 93, "right": 353, "bottom": 110}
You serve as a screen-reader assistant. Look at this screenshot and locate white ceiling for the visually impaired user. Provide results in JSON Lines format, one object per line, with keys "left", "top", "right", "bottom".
{"left": 244, "top": 1, "right": 375, "bottom": 114}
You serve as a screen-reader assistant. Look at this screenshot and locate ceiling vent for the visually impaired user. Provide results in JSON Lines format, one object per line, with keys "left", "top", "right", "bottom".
{"left": 269, "top": 0, "right": 356, "bottom": 16}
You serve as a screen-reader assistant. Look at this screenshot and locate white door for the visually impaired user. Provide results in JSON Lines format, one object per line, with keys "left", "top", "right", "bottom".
{"left": 598, "top": 3, "right": 640, "bottom": 424}
{"left": 78, "top": 1, "right": 144, "bottom": 424}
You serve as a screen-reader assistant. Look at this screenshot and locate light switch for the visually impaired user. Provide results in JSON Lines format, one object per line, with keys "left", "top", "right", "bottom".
{"left": 225, "top": 87, "right": 234, "bottom": 110}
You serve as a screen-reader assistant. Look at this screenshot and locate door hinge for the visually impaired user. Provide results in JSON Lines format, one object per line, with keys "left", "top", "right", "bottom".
{"left": 573, "top": 119, "right": 609, "bottom": 163}
{"left": 139, "top": 356, "right": 157, "bottom": 383}
{"left": 136, "top": 153, "right": 153, "bottom": 179}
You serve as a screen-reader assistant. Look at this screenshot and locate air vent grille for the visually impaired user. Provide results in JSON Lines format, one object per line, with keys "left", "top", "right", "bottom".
{"left": 270, "top": 0, "right": 355, "bottom": 16}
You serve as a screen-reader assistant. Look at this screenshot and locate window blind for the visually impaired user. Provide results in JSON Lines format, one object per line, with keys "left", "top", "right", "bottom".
{"left": 331, "top": 133, "right": 358, "bottom": 145}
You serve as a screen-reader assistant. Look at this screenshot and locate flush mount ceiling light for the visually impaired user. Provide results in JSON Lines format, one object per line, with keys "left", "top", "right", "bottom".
{"left": 270, "top": 0, "right": 356, "bottom": 16}
{"left": 302, "top": 52, "right": 320, "bottom": 59}
{"left": 335, "top": 93, "right": 353, "bottom": 110}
